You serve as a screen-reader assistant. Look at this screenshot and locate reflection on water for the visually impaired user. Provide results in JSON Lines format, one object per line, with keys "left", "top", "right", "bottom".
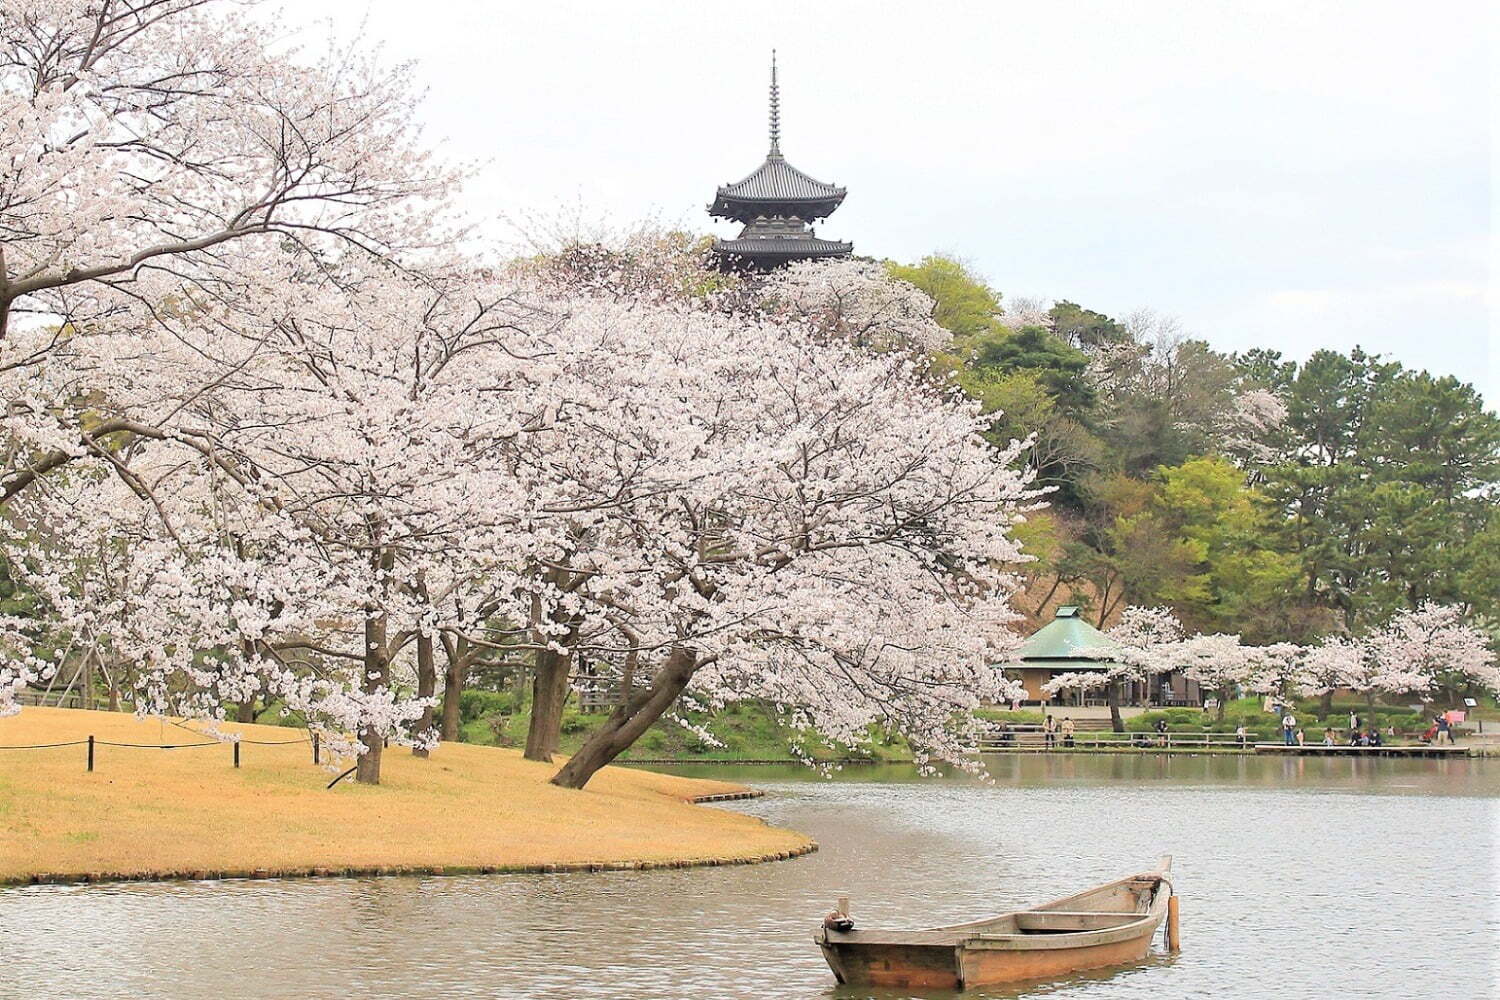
{"left": 2, "top": 756, "right": 1495, "bottom": 1000}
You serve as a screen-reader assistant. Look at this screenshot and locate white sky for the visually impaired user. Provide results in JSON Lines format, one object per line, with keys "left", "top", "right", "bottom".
{"left": 296, "top": 0, "right": 1495, "bottom": 404}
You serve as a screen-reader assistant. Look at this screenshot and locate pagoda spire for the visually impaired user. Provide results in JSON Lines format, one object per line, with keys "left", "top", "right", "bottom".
{"left": 768, "top": 50, "right": 781, "bottom": 156}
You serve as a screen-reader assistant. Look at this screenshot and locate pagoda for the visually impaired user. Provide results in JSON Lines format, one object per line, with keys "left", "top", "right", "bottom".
{"left": 709, "top": 53, "right": 852, "bottom": 270}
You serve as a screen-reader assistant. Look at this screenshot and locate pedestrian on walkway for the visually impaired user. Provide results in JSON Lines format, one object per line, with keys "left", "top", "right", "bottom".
{"left": 1061, "top": 716, "right": 1076, "bottom": 748}
{"left": 1281, "top": 711, "right": 1297, "bottom": 746}
{"left": 1042, "top": 714, "right": 1057, "bottom": 748}
{"left": 1435, "top": 714, "right": 1452, "bottom": 745}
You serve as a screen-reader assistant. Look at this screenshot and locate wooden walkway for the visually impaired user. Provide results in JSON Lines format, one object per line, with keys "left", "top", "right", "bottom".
{"left": 1252, "top": 743, "right": 1468, "bottom": 758}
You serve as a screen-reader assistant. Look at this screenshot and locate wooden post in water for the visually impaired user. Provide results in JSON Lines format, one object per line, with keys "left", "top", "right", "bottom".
{"left": 1166, "top": 895, "right": 1181, "bottom": 951}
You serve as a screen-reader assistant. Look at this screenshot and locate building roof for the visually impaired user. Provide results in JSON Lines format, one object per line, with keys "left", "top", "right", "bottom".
{"left": 712, "top": 155, "right": 846, "bottom": 208}
{"left": 1008, "top": 606, "right": 1127, "bottom": 666}
{"left": 712, "top": 234, "right": 853, "bottom": 258}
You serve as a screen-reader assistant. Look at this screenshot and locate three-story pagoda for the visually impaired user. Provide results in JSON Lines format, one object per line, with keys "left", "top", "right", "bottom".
{"left": 709, "top": 54, "right": 852, "bottom": 270}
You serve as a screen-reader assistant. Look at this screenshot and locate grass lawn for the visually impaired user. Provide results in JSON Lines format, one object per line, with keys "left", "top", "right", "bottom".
{"left": 0, "top": 708, "right": 812, "bottom": 886}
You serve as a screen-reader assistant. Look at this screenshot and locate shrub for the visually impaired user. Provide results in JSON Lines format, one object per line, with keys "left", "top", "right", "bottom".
{"left": 459, "top": 689, "right": 518, "bottom": 723}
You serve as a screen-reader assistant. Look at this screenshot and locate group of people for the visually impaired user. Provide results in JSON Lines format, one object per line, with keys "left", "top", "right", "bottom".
{"left": 1040, "top": 715, "right": 1077, "bottom": 748}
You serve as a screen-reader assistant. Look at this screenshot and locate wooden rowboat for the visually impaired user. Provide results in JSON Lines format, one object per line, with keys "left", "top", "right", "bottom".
{"left": 816, "top": 857, "right": 1176, "bottom": 990}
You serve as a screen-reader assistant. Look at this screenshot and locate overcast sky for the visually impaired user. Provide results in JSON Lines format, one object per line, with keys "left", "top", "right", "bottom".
{"left": 299, "top": 0, "right": 1494, "bottom": 404}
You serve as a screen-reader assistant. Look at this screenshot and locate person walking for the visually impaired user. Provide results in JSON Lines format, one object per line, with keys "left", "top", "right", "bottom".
{"left": 1281, "top": 711, "right": 1297, "bottom": 746}
{"left": 1061, "top": 716, "right": 1076, "bottom": 748}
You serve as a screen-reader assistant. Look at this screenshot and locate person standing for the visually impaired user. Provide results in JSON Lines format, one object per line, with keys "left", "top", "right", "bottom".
{"left": 1235, "top": 724, "right": 1248, "bottom": 748}
{"left": 1042, "top": 714, "right": 1057, "bottom": 748}
{"left": 1282, "top": 711, "right": 1297, "bottom": 746}
{"left": 1435, "top": 714, "right": 1451, "bottom": 745}
{"left": 1349, "top": 709, "right": 1359, "bottom": 731}
{"left": 1061, "top": 716, "right": 1076, "bottom": 748}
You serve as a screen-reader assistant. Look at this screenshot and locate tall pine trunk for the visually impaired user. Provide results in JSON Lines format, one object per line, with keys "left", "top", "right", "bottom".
{"left": 551, "top": 648, "right": 697, "bottom": 790}
{"left": 412, "top": 633, "right": 436, "bottom": 758}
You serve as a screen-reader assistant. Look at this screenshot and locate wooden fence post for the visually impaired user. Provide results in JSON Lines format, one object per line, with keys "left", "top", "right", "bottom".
{"left": 233, "top": 742, "right": 241, "bottom": 768}
{"left": 312, "top": 733, "right": 320, "bottom": 765}
{"left": 86, "top": 735, "right": 95, "bottom": 772}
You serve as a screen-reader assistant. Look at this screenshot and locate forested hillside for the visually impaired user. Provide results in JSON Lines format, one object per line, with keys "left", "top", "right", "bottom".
{"left": 890, "top": 255, "right": 1499, "bottom": 642}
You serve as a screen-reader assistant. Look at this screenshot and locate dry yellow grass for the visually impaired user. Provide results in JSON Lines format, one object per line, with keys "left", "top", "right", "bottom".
{"left": 0, "top": 708, "right": 813, "bottom": 885}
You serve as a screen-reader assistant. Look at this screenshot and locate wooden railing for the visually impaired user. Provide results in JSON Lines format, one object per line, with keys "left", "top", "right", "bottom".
{"left": 977, "top": 729, "right": 1252, "bottom": 751}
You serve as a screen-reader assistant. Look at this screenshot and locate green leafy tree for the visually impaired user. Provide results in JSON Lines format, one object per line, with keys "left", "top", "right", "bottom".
{"left": 1262, "top": 348, "right": 1498, "bottom": 629}
{"left": 886, "top": 254, "right": 1003, "bottom": 341}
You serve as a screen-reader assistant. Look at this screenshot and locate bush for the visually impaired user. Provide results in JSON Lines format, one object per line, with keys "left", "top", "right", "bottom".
{"left": 1125, "top": 709, "right": 1209, "bottom": 733}
{"left": 459, "top": 689, "right": 518, "bottom": 723}
{"left": 976, "top": 708, "right": 1045, "bottom": 725}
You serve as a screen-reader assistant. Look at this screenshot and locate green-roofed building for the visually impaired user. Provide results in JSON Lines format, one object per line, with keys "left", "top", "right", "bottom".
{"left": 997, "top": 606, "right": 1201, "bottom": 708}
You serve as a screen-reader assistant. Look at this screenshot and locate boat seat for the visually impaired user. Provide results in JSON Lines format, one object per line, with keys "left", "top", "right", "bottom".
{"left": 1010, "top": 911, "right": 1144, "bottom": 934}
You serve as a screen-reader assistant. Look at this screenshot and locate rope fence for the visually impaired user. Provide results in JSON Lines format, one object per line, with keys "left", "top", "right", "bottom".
{"left": 0, "top": 728, "right": 322, "bottom": 770}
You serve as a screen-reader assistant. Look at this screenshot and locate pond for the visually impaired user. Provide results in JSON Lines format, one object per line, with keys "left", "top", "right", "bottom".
{"left": 3, "top": 754, "right": 1495, "bottom": 999}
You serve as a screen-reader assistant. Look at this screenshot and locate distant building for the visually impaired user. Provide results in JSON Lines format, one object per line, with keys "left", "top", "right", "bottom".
{"left": 998, "top": 606, "right": 1202, "bottom": 708}
{"left": 708, "top": 52, "right": 852, "bottom": 270}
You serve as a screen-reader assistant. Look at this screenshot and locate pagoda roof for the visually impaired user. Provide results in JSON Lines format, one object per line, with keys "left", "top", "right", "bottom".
{"left": 712, "top": 154, "right": 845, "bottom": 208}
{"left": 1006, "top": 607, "right": 1127, "bottom": 666}
{"left": 713, "top": 233, "right": 852, "bottom": 259}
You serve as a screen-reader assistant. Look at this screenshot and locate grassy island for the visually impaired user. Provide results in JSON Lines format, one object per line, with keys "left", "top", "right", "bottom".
{"left": 0, "top": 708, "right": 814, "bottom": 887}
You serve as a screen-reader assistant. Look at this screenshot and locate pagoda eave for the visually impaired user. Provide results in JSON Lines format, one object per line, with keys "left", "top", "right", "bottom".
{"left": 708, "top": 194, "right": 846, "bottom": 223}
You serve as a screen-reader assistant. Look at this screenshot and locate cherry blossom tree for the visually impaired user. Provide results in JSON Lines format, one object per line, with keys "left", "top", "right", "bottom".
{"left": 1245, "top": 642, "right": 1306, "bottom": 702}
{"left": 497, "top": 285, "right": 1035, "bottom": 787}
{"left": 754, "top": 258, "right": 949, "bottom": 353}
{"left": 1173, "top": 633, "right": 1255, "bottom": 721}
{"left": 1366, "top": 603, "right": 1499, "bottom": 702}
{"left": 2, "top": 0, "right": 464, "bottom": 503}
{"left": 1295, "top": 635, "right": 1369, "bottom": 716}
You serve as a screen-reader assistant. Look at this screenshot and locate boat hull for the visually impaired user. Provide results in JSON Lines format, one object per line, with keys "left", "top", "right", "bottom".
{"left": 817, "top": 860, "right": 1172, "bottom": 989}
{"left": 819, "top": 922, "right": 1161, "bottom": 990}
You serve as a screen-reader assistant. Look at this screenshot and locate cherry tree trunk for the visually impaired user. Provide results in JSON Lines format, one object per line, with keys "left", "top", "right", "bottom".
{"left": 524, "top": 645, "right": 572, "bottom": 762}
{"left": 1319, "top": 690, "right": 1334, "bottom": 718}
{"left": 355, "top": 611, "right": 390, "bottom": 785}
{"left": 550, "top": 648, "right": 697, "bottom": 790}
{"left": 235, "top": 700, "right": 256, "bottom": 724}
{"left": 440, "top": 638, "right": 469, "bottom": 743}
{"left": 1108, "top": 683, "right": 1125, "bottom": 733}
{"left": 412, "top": 633, "right": 436, "bottom": 758}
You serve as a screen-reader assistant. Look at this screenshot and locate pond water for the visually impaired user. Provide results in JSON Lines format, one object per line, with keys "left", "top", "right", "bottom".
{"left": 3, "top": 754, "right": 1496, "bottom": 1000}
